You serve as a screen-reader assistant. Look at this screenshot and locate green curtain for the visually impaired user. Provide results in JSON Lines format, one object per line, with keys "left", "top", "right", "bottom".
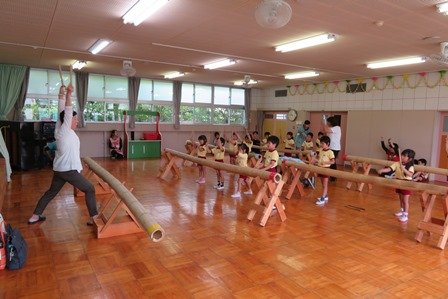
{"left": 75, "top": 71, "right": 89, "bottom": 127}
{"left": 128, "top": 77, "right": 141, "bottom": 129}
{"left": 0, "top": 64, "right": 26, "bottom": 120}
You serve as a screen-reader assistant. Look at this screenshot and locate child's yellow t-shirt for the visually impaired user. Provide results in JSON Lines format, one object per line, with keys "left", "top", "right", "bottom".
{"left": 284, "top": 139, "right": 295, "bottom": 149}
{"left": 302, "top": 141, "right": 314, "bottom": 151}
{"left": 197, "top": 145, "right": 207, "bottom": 158}
{"left": 211, "top": 147, "right": 225, "bottom": 160}
{"left": 390, "top": 162, "right": 414, "bottom": 180}
{"left": 236, "top": 152, "right": 248, "bottom": 167}
{"left": 318, "top": 149, "right": 335, "bottom": 167}
{"left": 263, "top": 150, "right": 279, "bottom": 168}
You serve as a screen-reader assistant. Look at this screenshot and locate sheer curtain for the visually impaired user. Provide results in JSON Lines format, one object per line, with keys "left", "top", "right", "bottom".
{"left": 244, "top": 88, "right": 251, "bottom": 129}
{"left": 0, "top": 64, "right": 27, "bottom": 120}
{"left": 172, "top": 81, "right": 182, "bottom": 129}
{"left": 128, "top": 77, "right": 141, "bottom": 129}
{"left": 0, "top": 128, "right": 12, "bottom": 182}
{"left": 75, "top": 71, "right": 89, "bottom": 127}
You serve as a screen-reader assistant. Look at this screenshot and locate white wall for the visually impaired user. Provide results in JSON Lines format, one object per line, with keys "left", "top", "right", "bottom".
{"left": 250, "top": 71, "right": 447, "bottom": 169}
{"left": 345, "top": 110, "right": 437, "bottom": 166}
{"left": 77, "top": 123, "right": 246, "bottom": 158}
{"left": 252, "top": 72, "right": 448, "bottom": 112}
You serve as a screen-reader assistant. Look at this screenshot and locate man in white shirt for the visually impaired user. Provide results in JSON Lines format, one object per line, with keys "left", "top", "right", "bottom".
{"left": 28, "top": 84, "right": 98, "bottom": 226}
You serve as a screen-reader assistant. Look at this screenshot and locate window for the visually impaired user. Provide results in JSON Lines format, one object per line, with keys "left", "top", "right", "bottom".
{"left": 230, "top": 109, "right": 245, "bottom": 124}
{"left": 153, "top": 81, "right": 173, "bottom": 101}
{"left": 275, "top": 113, "right": 287, "bottom": 120}
{"left": 136, "top": 79, "right": 173, "bottom": 123}
{"left": 24, "top": 69, "right": 78, "bottom": 121}
{"left": 195, "top": 85, "right": 212, "bottom": 104}
{"left": 23, "top": 98, "right": 59, "bottom": 121}
{"left": 231, "top": 88, "right": 245, "bottom": 105}
{"left": 85, "top": 74, "right": 128, "bottom": 122}
{"left": 214, "top": 86, "right": 230, "bottom": 105}
{"left": 180, "top": 83, "right": 245, "bottom": 125}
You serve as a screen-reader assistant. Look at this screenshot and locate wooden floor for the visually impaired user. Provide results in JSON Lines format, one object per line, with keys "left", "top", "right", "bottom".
{"left": 1, "top": 158, "right": 448, "bottom": 298}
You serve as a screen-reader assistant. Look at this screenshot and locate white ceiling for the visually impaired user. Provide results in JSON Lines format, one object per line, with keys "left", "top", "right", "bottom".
{"left": 1, "top": 0, "right": 448, "bottom": 88}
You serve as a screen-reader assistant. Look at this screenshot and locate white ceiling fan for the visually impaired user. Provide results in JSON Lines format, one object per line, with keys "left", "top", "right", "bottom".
{"left": 120, "top": 60, "right": 137, "bottom": 77}
{"left": 234, "top": 75, "right": 258, "bottom": 87}
{"left": 428, "top": 42, "right": 448, "bottom": 66}
{"left": 254, "top": 0, "right": 292, "bottom": 29}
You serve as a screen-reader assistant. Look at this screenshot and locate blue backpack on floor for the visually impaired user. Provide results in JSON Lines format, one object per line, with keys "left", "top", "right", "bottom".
{"left": 5, "top": 224, "right": 27, "bottom": 270}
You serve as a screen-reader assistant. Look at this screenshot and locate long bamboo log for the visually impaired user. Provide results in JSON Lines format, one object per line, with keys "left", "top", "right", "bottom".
{"left": 164, "top": 148, "right": 282, "bottom": 183}
{"left": 283, "top": 160, "right": 448, "bottom": 195}
{"left": 83, "top": 157, "right": 165, "bottom": 242}
{"left": 345, "top": 155, "right": 448, "bottom": 176}
{"left": 251, "top": 144, "right": 311, "bottom": 156}
{"left": 208, "top": 144, "right": 238, "bottom": 156}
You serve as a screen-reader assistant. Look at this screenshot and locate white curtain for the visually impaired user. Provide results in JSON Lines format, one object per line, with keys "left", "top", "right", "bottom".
{"left": 0, "top": 129, "right": 12, "bottom": 182}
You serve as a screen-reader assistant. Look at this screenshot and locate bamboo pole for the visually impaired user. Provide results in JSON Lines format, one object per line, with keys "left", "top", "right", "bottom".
{"left": 283, "top": 160, "right": 448, "bottom": 195}
{"left": 69, "top": 65, "right": 73, "bottom": 85}
{"left": 83, "top": 157, "right": 164, "bottom": 242}
{"left": 345, "top": 155, "right": 448, "bottom": 176}
{"left": 58, "top": 65, "right": 64, "bottom": 85}
{"left": 251, "top": 144, "right": 311, "bottom": 156}
{"left": 208, "top": 144, "right": 239, "bottom": 156}
{"left": 165, "top": 148, "right": 282, "bottom": 183}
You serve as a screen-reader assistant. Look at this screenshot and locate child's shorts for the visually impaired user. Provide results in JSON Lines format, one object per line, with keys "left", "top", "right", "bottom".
{"left": 239, "top": 175, "right": 248, "bottom": 182}
{"left": 396, "top": 189, "right": 412, "bottom": 196}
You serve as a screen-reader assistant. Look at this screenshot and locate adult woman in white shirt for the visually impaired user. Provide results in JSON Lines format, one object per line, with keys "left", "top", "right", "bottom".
{"left": 28, "top": 84, "right": 98, "bottom": 225}
{"left": 323, "top": 116, "right": 341, "bottom": 181}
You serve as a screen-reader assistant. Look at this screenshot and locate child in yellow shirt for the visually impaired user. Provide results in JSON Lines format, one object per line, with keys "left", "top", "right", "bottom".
{"left": 195, "top": 135, "right": 208, "bottom": 184}
{"left": 311, "top": 135, "right": 335, "bottom": 206}
{"left": 231, "top": 143, "right": 253, "bottom": 198}
{"left": 284, "top": 131, "right": 295, "bottom": 157}
{"left": 256, "top": 135, "right": 280, "bottom": 173}
{"left": 211, "top": 137, "right": 226, "bottom": 190}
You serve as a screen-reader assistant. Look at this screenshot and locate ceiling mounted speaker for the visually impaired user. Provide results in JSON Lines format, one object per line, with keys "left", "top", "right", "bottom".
{"left": 120, "top": 60, "right": 137, "bottom": 77}
{"left": 255, "top": 0, "right": 292, "bottom": 29}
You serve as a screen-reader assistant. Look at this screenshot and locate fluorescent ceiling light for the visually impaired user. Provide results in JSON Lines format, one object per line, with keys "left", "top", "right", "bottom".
{"left": 72, "top": 60, "right": 87, "bottom": 70}
{"left": 437, "top": 2, "right": 448, "bottom": 15}
{"left": 88, "top": 39, "right": 111, "bottom": 54}
{"left": 203, "top": 59, "right": 237, "bottom": 70}
{"left": 284, "top": 71, "right": 319, "bottom": 80}
{"left": 234, "top": 79, "right": 258, "bottom": 86}
{"left": 164, "top": 71, "right": 185, "bottom": 79}
{"left": 275, "top": 33, "right": 336, "bottom": 53}
{"left": 367, "top": 56, "right": 426, "bottom": 69}
{"left": 122, "top": 0, "right": 169, "bottom": 26}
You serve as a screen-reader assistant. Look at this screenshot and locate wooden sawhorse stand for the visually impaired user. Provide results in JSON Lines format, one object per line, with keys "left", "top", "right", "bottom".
{"left": 415, "top": 192, "right": 448, "bottom": 249}
{"left": 157, "top": 151, "right": 181, "bottom": 179}
{"left": 74, "top": 168, "right": 112, "bottom": 197}
{"left": 94, "top": 186, "right": 144, "bottom": 238}
{"left": 280, "top": 163, "right": 306, "bottom": 200}
{"left": 345, "top": 161, "right": 373, "bottom": 192}
{"left": 247, "top": 179, "right": 287, "bottom": 226}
